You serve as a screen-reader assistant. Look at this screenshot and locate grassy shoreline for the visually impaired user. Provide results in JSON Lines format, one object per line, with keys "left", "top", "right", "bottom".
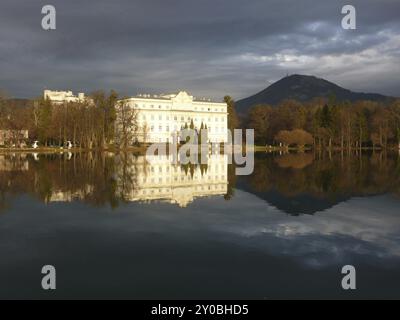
{"left": 0, "top": 145, "right": 148, "bottom": 153}
{"left": 253, "top": 145, "right": 399, "bottom": 152}
{"left": 1, "top": 144, "right": 398, "bottom": 154}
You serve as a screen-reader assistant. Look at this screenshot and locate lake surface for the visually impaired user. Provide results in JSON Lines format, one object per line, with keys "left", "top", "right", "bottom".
{"left": 0, "top": 151, "right": 399, "bottom": 299}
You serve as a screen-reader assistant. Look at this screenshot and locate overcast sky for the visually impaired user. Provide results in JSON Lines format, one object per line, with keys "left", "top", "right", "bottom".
{"left": 0, "top": 0, "right": 399, "bottom": 100}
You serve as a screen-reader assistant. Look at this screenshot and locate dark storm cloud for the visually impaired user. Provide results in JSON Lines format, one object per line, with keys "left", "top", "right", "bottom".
{"left": 0, "top": 0, "right": 399, "bottom": 99}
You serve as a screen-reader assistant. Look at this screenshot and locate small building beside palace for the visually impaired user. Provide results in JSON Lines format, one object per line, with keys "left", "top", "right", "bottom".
{"left": 44, "top": 90, "right": 86, "bottom": 104}
{"left": 0, "top": 130, "right": 29, "bottom": 147}
{"left": 119, "top": 91, "right": 228, "bottom": 144}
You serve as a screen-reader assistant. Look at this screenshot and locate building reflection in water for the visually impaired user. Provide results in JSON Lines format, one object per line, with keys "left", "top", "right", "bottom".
{"left": 115, "top": 154, "right": 228, "bottom": 207}
{"left": 0, "top": 152, "right": 228, "bottom": 208}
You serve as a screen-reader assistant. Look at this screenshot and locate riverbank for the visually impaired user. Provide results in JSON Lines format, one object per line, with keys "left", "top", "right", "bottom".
{"left": 252, "top": 145, "right": 400, "bottom": 152}
{"left": 0, "top": 145, "right": 148, "bottom": 154}
{"left": 1, "top": 144, "right": 399, "bottom": 154}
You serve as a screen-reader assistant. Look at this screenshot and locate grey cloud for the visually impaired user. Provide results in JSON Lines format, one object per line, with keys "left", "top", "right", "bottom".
{"left": 0, "top": 0, "right": 399, "bottom": 99}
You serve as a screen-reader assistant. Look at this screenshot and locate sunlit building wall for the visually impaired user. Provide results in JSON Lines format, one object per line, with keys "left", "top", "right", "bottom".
{"left": 119, "top": 91, "right": 228, "bottom": 144}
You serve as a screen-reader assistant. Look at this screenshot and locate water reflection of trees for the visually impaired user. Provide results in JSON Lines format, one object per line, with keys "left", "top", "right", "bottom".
{"left": 224, "top": 163, "right": 237, "bottom": 200}
{"left": 0, "top": 152, "right": 227, "bottom": 212}
{"left": 2, "top": 151, "right": 398, "bottom": 213}
{"left": 248, "top": 152, "right": 400, "bottom": 199}
{"left": 0, "top": 153, "right": 135, "bottom": 211}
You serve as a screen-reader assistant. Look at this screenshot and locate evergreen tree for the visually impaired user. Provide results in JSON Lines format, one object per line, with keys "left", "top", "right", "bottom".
{"left": 38, "top": 97, "right": 53, "bottom": 146}
{"left": 224, "top": 95, "right": 240, "bottom": 131}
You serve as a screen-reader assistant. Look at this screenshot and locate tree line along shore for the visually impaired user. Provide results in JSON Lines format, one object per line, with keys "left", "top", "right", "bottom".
{"left": 1, "top": 90, "right": 400, "bottom": 151}
{"left": 244, "top": 96, "right": 400, "bottom": 151}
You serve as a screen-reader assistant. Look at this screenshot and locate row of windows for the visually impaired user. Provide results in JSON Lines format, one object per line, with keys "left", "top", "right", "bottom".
{"left": 141, "top": 114, "right": 226, "bottom": 122}
{"left": 149, "top": 125, "right": 226, "bottom": 133}
{"left": 147, "top": 164, "right": 226, "bottom": 173}
{"left": 135, "top": 104, "right": 170, "bottom": 110}
{"left": 134, "top": 103, "right": 225, "bottom": 113}
{"left": 137, "top": 156, "right": 227, "bottom": 163}
{"left": 135, "top": 184, "right": 227, "bottom": 196}
{"left": 139, "top": 176, "right": 227, "bottom": 184}
{"left": 194, "top": 106, "right": 225, "bottom": 112}
{"left": 144, "top": 137, "right": 227, "bottom": 143}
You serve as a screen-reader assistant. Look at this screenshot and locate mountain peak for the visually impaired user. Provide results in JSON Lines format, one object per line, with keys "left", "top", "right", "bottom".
{"left": 236, "top": 74, "right": 393, "bottom": 113}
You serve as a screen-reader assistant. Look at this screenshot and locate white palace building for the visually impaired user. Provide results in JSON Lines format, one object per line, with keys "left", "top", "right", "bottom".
{"left": 120, "top": 91, "right": 228, "bottom": 144}
{"left": 44, "top": 89, "right": 228, "bottom": 144}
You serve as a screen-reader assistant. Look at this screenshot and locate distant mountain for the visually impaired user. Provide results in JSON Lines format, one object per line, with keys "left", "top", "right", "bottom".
{"left": 236, "top": 74, "right": 394, "bottom": 114}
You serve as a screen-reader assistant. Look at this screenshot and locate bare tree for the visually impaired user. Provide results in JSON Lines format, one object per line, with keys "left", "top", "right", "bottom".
{"left": 115, "top": 99, "right": 138, "bottom": 149}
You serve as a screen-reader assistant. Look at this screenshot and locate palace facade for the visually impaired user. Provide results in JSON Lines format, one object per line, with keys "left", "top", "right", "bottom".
{"left": 120, "top": 91, "right": 228, "bottom": 144}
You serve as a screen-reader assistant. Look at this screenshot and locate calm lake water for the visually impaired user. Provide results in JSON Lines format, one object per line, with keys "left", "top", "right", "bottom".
{"left": 0, "top": 151, "right": 399, "bottom": 299}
